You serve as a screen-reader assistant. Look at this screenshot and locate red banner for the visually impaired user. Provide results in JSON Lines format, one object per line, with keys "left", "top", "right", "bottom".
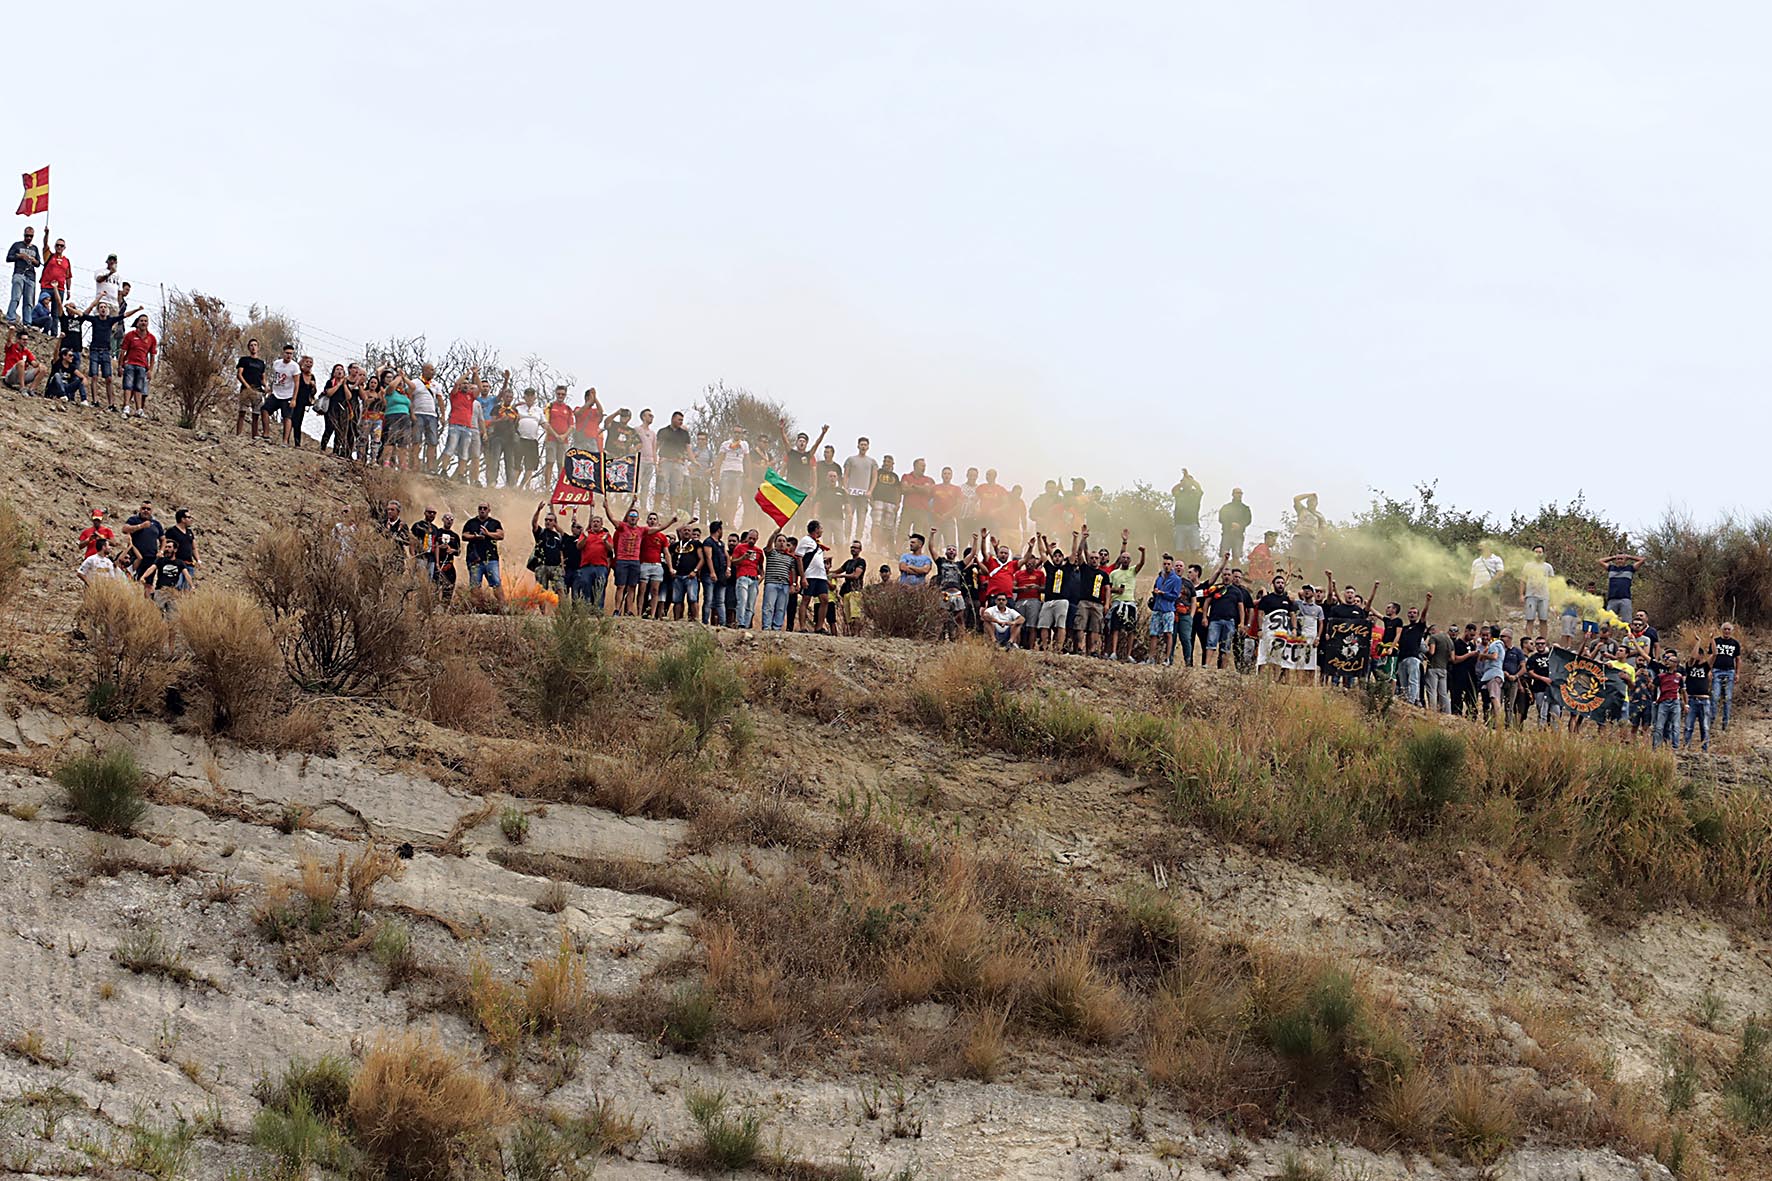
{"left": 16, "top": 167, "right": 48, "bottom": 217}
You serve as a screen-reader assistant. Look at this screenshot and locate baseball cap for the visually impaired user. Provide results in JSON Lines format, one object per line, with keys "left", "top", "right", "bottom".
{"left": 90, "top": 509, "right": 104, "bottom": 520}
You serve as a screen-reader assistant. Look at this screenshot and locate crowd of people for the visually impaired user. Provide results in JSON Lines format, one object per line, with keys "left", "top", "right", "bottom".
{"left": 5, "top": 230, "right": 152, "bottom": 414}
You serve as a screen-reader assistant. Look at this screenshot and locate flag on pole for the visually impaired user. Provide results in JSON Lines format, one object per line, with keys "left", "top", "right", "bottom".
{"left": 753, "top": 469, "right": 808, "bottom": 528}
{"left": 16, "top": 167, "right": 48, "bottom": 216}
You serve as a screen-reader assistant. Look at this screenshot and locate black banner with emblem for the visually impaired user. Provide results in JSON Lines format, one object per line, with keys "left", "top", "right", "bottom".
{"left": 1549, "top": 648, "right": 1629, "bottom": 718}
{"left": 1319, "top": 617, "right": 1371, "bottom": 678}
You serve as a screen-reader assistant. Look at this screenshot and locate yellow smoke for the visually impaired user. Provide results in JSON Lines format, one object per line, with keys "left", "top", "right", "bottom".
{"left": 1296, "top": 528, "right": 1631, "bottom": 630}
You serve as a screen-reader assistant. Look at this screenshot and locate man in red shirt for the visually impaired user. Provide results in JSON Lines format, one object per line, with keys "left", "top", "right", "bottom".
{"left": 729, "top": 529, "right": 763, "bottom": 628}
{"left": 575, "top": 512, "right": 613, "bottom": 610}
{"left": 611, "top": 502, "right": 646, "bottom": 616}
{"left": 929, "top": 466, "right": 963, "bottom": 549}
{"left": 120, "top": 315, "right": 157, "bottom": 418}
{"left": 79, "top": 509, "right": 113, "bottom": 557}
{"left": 544, "top": 386, "right": 575, "bottom": 489}
{"left": 40, "top": 239, "right": 71, "bottom": 319}
{"left": 638, "top": 508, "right": 676, "bottom": 619}
{"left": 898, "top": 458, "right": 936, "bottom": 533}
{"left": 1, "top": 329, "right": 39, "bottom": 394}
{"left": 573, "top": 388, "right": 604, "bottom": 453}
{"left": 443, "top": 375, "right": 484, "bottom": 486}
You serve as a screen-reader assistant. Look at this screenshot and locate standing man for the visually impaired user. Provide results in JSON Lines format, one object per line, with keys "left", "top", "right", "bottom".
{"left": 166, "top": 508, "right": 200, "bottom": 589}
{"left": 870, "top": 456, "right": 903, "bottom": 549}
{"left": 267, "top": 343, "right": 300, "bottom": 443}
{"left": 796, "top": 521, "right": 833, "bottom": 634}
{"left": 119, "top": 502, "right": 163, "bottom": 578}
{"left": 529, "top": 504, "right": 567, "bottom": 610}
{"left": 1144, "top": 555, "right": 1184, "bottom": 666}
{"left": 716, "top": 429, "right": 751, "bottom": 524}
{"left": 5, "top": 226, "right": 39, "bottom": 327}
{"left": 1217, "top": 488, "right": 1251, "bottom": 563}
{"left": 1422, "top": 621, "right": 1454, "bottom": 713}
{"left": 898, "top": 532, "right": 934, "bottom": 587}
{"left": 899, "top": 459, "right": 936, "bottom": 536}
{"left": 117, "top": 315, "right": 158, "bottom": 420}
{"left": 573, "top": 387, "right": 604, "bottom": 453}
{"left": 462, "top": 502, "right": 506, "bottom": 603}
{"left": 1519, "top": 544, "right": 1554, "bottom": 640}
{"left": 408, "top": 363, "right": 446, "bottom": 473}
{"left": 39, "top": 238, "right": 70, "bottom": 320}
{"left": 1712, "top": 622, "right": 1742, "bottom": 731}
{"left": 1171, "top": 470, "right": 1204, "bottom": 557}
{"left": 656, "top": 410, "right": 694, "bottom": 513}
{"left": 841, "top": 438, "right": 879, "bottom": 546}
{"left": 635, "top": 408, "right": 658, "bottom": 509}
{"left": 1448, "top": 622, "right": 1481, "bottom": 719}
{"left": 1291, "top": 493, "right": 1324, "bottom": 569}
{"left": 1682, "top": 647, "right": 1714, "bottom": 753}
{"left": 1394, "top": 596, "right": 1432, "bottom": 705}
{"left": 1601, "top": 551, "right": 1646, "bottom": 623}
{"left": 83, "top": 303, "right": 127, "bottom": 412}
{"left": 1204, "top": 562, "right": 1254, "bottom": 671}
{"left": 575, "top": 512, "right": 613, "bottom": 610}
{"left": 543, "top": 385, "right": 574, "bottom": 490}
{"left": 1525, "top": 637, "right": 1558, "bottom": 727}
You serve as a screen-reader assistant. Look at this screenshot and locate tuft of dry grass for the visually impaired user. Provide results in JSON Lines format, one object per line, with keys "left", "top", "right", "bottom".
{"left": 1443, "top": 1067, "right": 1518, "bottom": 1162}
{"left": 415, "top": 654, "right": 505, "bottom": 733}
{"left": 347, "top": 842, "right": 404, "bottom": 914}
{"left": 1373, "top": 1070, "right": 1445, "bottom": 1148}
{"left": 174, "top": 587, "right": 280, "bottom": 733}
{"left": 523, "top": 928, "right": 593, "bottom": 1037}
{"left": 1030, "top": 940, "right": 1134, "bottom": 1044}
{"left": 347, "top": 1029, "right": 513, "bottom": 1180}
{"left": 958, "top": 1007, "right": 1010, "bottom": 1081}
{"left": 76, "top": 577, "right": 168, "bottom": 718}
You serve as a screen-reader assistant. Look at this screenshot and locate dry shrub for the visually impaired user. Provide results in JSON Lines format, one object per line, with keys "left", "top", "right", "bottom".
{"left": 348, "top": 842, "right": 404, "bottom": 913}
{"left": 958, "top": 1007, "right": 1010, "bottom": 1081}
{"left": 247, "top": 525, "right": 435, "bottom": 695}
{"left": 1443, "top": 1068, "right": 1518, "bottom": 1162}
{"left": 175, "top": 587, "right": 279, "bottom": 733}
{"left": 238, "top": 703, "right": 333, "bottom": 754}
{"left": 1031, "top": 940, "right": 1134, "bottom": 1043}
{"left": 347, "top": 1029, "right": 513, "bottom": 1180}
{"left": 0, "top": 498, "right": 34, "bottom": 608}
{"left": 523, "top": 928, "right": 593, "bottom": 1037}
{"left": 416, "top": 654, "right": 503, "bottom": 732}
{"left": 76, "top": 577, "right": 167, "bottom": 718}
{"left": 1372, "top": 1070, "right": 1445, "bottom": 1147}
{"left": 468, "top": 957, "right": 529, "bottom": 1064}
{"left": 159, "top": 290, "right": 239, "bottom": 429}
{"left": 861, "top": 582, "right": 945, "bottom": 639}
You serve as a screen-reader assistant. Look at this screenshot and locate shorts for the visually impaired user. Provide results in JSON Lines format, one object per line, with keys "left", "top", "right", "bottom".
{"left": 122, "top": 364, "right": 148, "bottom": 393}
{"left": 992, "top": 625, "right": 1015, "bottom": 648}
{"left": 1561, "top": 614, "right": 1579, "bottom": 637}
{"left": 1581, "top": 620, "right": 1599, "bottom": 635}
{"left": 803, "top": 578, "right": 830, "bottom": 598}
{"left": 88, "top": 349, "right": 112, "bottom": 379}
{"left": 516, "top": 437, "right": 541, "bottom": 468}
{"left": 151, "top": 589, "right": 177, "bottom": 616}
{"left": 1073, "top": 600, "right": 1105, "bottom": 634}
{"left": 414, "top": 414, "right": 441, "bottom": 447}
{"left": 469, "top": 559, "right": 502, "bottom": 589}
{"left": 276, "top": 398, "right": 296, "bottom": 423}
{"left": 843, "top": 591, "right": 863, "bottom": 621}
{"left": 1037, "top": 600, "right": 1070, "bottom": 630}
{"left": 671, "top": 574, "right": 701, "bottom": 603}
{"left": 1016, "top": 598, "right": 1042, "bottom": 631}
{"left": 940, "top": 588, "right": 967, "bottom": 614}
{"left": 1110, "top": 601, "right": 1138, "bottom": 631}
{"left": 614, "top": 559, "right": 642, "bottom": 587}
{"left": 382, "top": 413, "right": 410, "bottom": 446}
{"left": 639, "top": 561, "right": 665, "bottom": 584}
{"left": 1148, "top": 610, "right": 1175, "bottom": 636}
{"left": 1205, "top": 618, "right": 1236, "bottom": 650}
{"left": 535, "top": 564, "right": 562, "bottom": 591}
{"left": 1523, "top": 595, "right": 1548, "bottom": 622}
{"left": 237, "top": 384, "right": 261, "bottom": 411}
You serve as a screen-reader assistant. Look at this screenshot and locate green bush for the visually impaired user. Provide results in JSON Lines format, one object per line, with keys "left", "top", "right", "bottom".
{"left": 684, "top": 1088, "right": 763, "bottom": 1171}
{"left": 1401, "top": 726, "right": 1466, "bottom": 825}
{"left": 648, "top": 631, "right": 744, "bottom": 746}
{"left": 664, "top": 984, "right": 719, "bottom": 1051}
{"left": 55, "top": 750, "right": 147, "bottom": 834}
{"left": 252, "top": 1055, "right": 359, "bottom": 1176}
{"left": 529, "top": 598, "right": 612, "bottom": 725}
{"left": 1724, "top": 1017, "right": 1772, "bottom": 1129}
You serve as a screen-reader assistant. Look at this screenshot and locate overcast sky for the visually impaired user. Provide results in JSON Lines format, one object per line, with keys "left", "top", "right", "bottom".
{"left": 16, "top": 3, "right": 1766, "bottom": 537}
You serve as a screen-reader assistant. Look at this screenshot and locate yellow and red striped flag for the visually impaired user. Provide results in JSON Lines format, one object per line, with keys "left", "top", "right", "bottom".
{"left": 15, "top": 167, "right": 48, "bottom": 217}
{"left": 753, "top": 469, "right": 808, "bottom": 528}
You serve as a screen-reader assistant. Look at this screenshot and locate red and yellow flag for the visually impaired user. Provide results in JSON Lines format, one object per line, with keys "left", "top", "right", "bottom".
{"left": 753, "top": 469, "right": 808, "bottom": 528}
{"left": 16, "top": 167, "right": 48, "bottom": 217}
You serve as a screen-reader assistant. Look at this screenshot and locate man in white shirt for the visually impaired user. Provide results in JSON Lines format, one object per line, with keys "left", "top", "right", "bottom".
{"left": 77, "top": 536, "right": 125, "bottom": 584}
{"left": 795, "top": 519, "right": 832, "bottom": 635}
{"left": 717, "top": 430, "right": 751, "bottom": 524}
{"left": 269, "top": 343, "right": 301, "bottom": 446}
{"left": 635, "top": 409, "right": 658, "bottom": 511}
{"left": 408, "top": 363, "right": 446, "bottom": 473}
{"left": 841, "top": 437, "right": 879, "bottom": 547}
{"left": 1519, "top": 543, "right": 1555, "bottom": 640}
{"left": 982, "top": 592, "right": 1024, "bottom": 649}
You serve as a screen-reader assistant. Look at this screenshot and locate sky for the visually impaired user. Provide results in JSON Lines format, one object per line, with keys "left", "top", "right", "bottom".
{"left": 15, "top": 2, "right": 1768, "bottom": 537}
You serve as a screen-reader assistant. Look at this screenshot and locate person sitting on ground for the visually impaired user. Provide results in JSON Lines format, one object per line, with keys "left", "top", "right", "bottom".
{"left": 2, "top": 328, "right": 40, "bottom": 394}
{"left": 982, "top": 592, "right": 1024, "bottom": 649}
{"left": 44, "top": 347, "right": 85, "bottom": 403}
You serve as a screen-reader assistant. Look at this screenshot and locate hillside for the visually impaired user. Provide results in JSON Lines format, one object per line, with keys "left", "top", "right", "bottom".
{"left": 1, "top": 391, "right": 1769, "bottom": 1180}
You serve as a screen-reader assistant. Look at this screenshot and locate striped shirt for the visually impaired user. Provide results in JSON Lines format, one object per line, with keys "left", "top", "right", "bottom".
{"left": 763, "top": 549, "right": 796, "bottom": 585}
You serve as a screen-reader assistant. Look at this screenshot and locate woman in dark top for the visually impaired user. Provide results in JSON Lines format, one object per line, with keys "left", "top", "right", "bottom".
{"left": 318, "top": 364, "right": 348, "bottom": 454}
{"left": 291, "top": 355, "right": 319, "bottom": 446}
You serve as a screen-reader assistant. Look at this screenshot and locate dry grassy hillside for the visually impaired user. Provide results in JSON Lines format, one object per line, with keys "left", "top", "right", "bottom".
{"left": 2, "top": 391, "right": 1771, "bottom": 1179}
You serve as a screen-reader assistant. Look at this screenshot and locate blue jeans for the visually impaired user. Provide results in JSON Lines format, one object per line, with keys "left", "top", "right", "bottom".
{"left": 1175, "top": 614, "right": 1195, "bottom": 666}
{"left": 1398, "top": 656, "right": 1422, "bottom": 705}
{"left": 469, "top": 559, "right": 501, "bottom": 588}
{"left": 670, "top": 575, "right": 700, "bottom": 604}
{"left": 1713, "top": 669, "right": 1735, "bottom": 729}
{"left": 1205, "top": 618, "right": 1235, "bottom": 653}
{"left": 700, "top": 576, "right": 726, "bottom": 625}
{"left": 1534, "top": 690, "right": 1560, "bottom": 726}
{"left": 1652, "top": 700, "right": 1680, "bottom": 750}
{"left": 760, "top": 581, "right": 791, "bottom": 630}
{"left": 576, "top": 564, "right": 609, "bottom": 610}
{"left": 7, "top": 274, "right": 35, "bottom": 324}
{"left": 735, "top": 575, "right": 759, "bottom": 627}
{"left": 1684, "top": 697, "right": 1712, "bottom": 750}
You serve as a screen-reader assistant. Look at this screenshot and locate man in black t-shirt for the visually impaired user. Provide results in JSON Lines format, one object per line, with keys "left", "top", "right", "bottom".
{"left": 1394, "top": 595, "right": 1432, "bottom": 705}
{"left": 871, "top": 457, "right": 903, "bottom": 548}
{"left": 1682, "top": 650, "right": 1714, "bottom": 752}
{"left": 431, "top": 514, "right": 462, "bottom": 601}
{"left": 1448, "top": 622, "right": 1481, "bottom": 718}
{"left": 139, "top": 538, "right": 185, "bottom": 655}
{"left": 1712, "top": 622, "right": 1741, "bottom": 730}
{"left": 120, "top": 502, "right": 163, "bottom": 577}
{"left": 166, "top": 508, "right": 200, "bottom": 589}
{"left": 655, "top": 410, "right": 695, "bottom": 511}
{"left": 1204, "top": 567, "right": 1254, "bottom": 670}
{"left": 835, "top": 540, "right": 867, "bottom": 636}
{"left": 462, "top": 503, "right": 505, "bottom": 602}
{"left": 235, "top": 337, "right": 268, "bottom": 438}
{"left": 1524, "top": 638, "right": 1557, "bottom": 726}
{"left": 1253, "top": 575, "right": 1296, "bottom": 680}
{"left": 529, "top": 503, "right": 567, "bottom": 608}
{"left": 82, "top": 306, "right": 126, "bottom": 411}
